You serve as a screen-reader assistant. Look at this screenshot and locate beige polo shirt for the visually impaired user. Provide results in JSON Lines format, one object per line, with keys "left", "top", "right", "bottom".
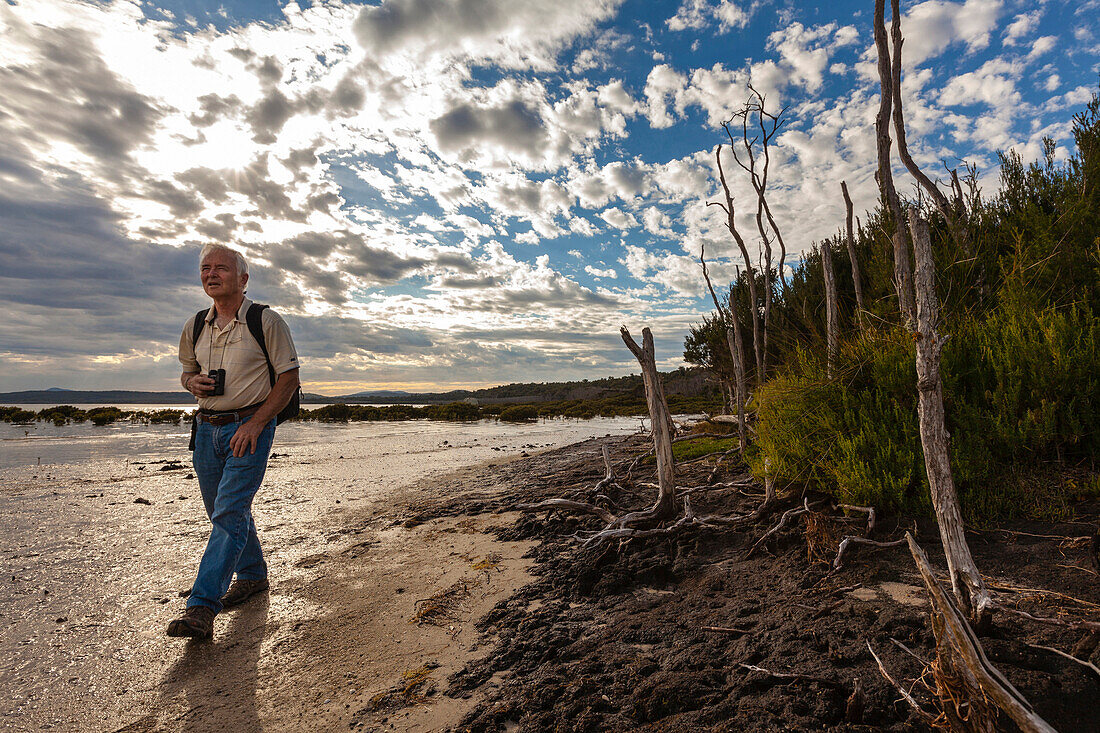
{"left": 179, "top": 297, "right": 299, "bottom": 412}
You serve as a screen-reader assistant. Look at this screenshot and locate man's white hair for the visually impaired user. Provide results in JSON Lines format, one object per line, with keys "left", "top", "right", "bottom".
{"left": 199, "top": 243, "right": 248, "bottom": 275}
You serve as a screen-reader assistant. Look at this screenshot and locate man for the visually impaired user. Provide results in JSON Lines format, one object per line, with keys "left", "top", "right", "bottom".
{"left": 168, "top": 244, "right": 300, "bottom": 640}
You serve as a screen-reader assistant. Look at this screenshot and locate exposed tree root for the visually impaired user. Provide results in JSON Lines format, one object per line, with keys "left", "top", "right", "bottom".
{"left": 832, "top": 535, "right": 908, "bottom": 572}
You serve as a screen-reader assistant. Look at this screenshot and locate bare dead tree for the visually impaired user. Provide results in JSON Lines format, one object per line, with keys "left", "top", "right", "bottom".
{"left": 909, "top": 212, "right": 991, "bottom": 625}
{"left": 822, "top": 240, "right": 839, "bottom": 378}
{"left": 873, "top": 0, "right": 916, "bottom": 325}
{"left": 700, "top": 246, "right": 748, "bottom": 451}
{"left": 888, "top": 0, "right": 952, "bottom": 220}
{"left": 620, "top": 327, "right": 677, "bottom": 519}
{"left": 729, "top": 84, "right": 790, "bottom": 292}
{"left": 840, "top": 181, "right": 866, "bottom": 330}
{"left": 710, "top": 145, "right": 765, "bottom": 384}
{"left": 727, "top": 86, "right": 790, "bottom": 364}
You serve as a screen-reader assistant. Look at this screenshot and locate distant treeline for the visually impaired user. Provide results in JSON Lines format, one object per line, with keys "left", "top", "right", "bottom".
{"left": 1, "top": 391, "right": 724, "bottom": 427}
{"left": 685, "top": 90, "right": 1100, "bottom": 522}
{"left": 382, "top": 367, "right": 713, "bottom": 403}
{"left": 0, "top": 405, "right": 185, "bottom": 426}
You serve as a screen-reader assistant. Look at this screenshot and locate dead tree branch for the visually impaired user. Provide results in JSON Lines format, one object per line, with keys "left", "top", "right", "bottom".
{"left": 907, "top": 534, "right": 1057, "bottom": 732}
{"left": 840, "top": 181, "right": 867, "bottom": 330}
{"left": 711, "top": 146, "right": 765, "bottom": 383}
{"left": 700, "top": 245, "right": 748, "bottom": 450}
{"left": 910, "top": 212, "right": 991, "bottom": 625}
{"left": 873, "top": 0, "right": 915, "bottom": 324}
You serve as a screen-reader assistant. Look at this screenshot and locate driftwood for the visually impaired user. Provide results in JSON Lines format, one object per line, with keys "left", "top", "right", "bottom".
{"left": 910, "top": 212, "right": 991, "bottom": 624}
{"left": 840, "top": 181, "right": 866, "bottom": 329}
{"left": 906, "top": 533, "right": 1057, "bottom": 733}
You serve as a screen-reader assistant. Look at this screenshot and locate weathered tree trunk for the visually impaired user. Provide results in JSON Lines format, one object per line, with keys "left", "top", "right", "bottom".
{"left": 822, "top": 241, "right": 839, "bottom": 378}
{"left": 840, "top": 181, "right": 866, "bottom": 330}
{"left": 727, "top": 291, "right": 748, "bottom": 452}
{"left": 713, "top": 146, "right": 765, "bottom": 384}
{"left": 873, "top": 0, "right": 915, "bottom": 325}
{"left": 909, "top": 212, "right": 991, "bottom": 625}
{"left": 889, "top": 0, "right": 952, "bottom": 220}
{"left": 700, "top": 247, "right": 748, "bottom": 451}
{"left": 620, "top": 326, "right": 677, "bottom": 519}
{"left": 906, "top": 534, "right": 1057, "bottom": 733}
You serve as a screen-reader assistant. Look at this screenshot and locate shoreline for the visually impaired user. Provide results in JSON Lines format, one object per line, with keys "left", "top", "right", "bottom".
{"left": 0, "top": 425, "right": 632, "bottom": 732}
{"left": 4, "top": 432, "right": 1099, "bottom": 731}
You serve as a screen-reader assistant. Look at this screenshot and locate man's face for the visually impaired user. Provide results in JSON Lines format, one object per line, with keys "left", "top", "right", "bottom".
{"left": 200, "top": 251, "right": 247, "bottom": 299}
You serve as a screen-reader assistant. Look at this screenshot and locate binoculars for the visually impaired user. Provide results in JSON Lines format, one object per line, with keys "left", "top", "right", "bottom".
{"left": 207, "top": 369, "right": 226, "bottom": 396}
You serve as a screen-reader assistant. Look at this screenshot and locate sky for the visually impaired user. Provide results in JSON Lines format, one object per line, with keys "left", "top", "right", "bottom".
{"left": 0, "top": 0, "right": 1097, "bottom": 394}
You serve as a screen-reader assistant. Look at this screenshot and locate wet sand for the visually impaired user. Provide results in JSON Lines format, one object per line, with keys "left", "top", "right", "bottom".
{"left": 0, "top": 419, "right": 637, "bottom": 732}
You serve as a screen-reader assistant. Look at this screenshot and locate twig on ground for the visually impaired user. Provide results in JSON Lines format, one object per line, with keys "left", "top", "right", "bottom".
{"left": 890, "top": 637, "right": 929, "bottom": 666}
{"left": 867, "top": 641, "right": 937, "bottom": 723}
{"left": 738, "top": 663, "right": 844, "bottom": 688}
{"left": 1023, "top": 643, "right": 1100, "bottom": 678}
{"left": 986, "top": 582, "right": 1100, "bottom": 610}
{"left": 998, "top": 606, "right": 1100, "bottom": 633}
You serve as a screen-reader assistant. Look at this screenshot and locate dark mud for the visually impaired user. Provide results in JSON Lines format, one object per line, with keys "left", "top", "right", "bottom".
{"left": 407, "top": 434, "right": 1100, "bottom": 732}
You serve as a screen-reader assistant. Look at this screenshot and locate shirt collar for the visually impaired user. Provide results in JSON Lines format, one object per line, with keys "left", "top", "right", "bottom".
{"left": 205, "top": 296, "right": 252, "bottom": 324}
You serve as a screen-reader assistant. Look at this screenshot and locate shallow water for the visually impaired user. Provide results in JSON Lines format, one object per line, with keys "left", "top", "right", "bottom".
{"left": 0, "top": 417, "right": 639, "bottom": 730}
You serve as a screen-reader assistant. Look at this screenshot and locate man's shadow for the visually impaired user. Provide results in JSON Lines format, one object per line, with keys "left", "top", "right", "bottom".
{"left": 157, "top": 597, "right": 270, "bottom": 732}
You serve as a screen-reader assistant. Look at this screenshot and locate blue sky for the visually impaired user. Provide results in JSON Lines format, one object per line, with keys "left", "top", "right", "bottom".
{"left": 0, "top": 0, "right": 1097, "bottom": 393}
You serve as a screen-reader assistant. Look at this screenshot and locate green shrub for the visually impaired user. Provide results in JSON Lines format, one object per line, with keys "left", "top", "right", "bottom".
{"left": 749, "top": 307, "right": 1100, "bottom": 521}
{"left": 499, "top": 404, "right": 539, "bottom": 422}
{"left": 86, "top": 407, "right": 124, "bottom": 426}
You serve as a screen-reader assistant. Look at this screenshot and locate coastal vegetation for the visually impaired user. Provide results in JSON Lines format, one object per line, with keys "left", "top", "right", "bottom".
{"left": 0, "top": 389, "right": 724, "bottom": 427}
{"left": 685, "top": 91, "right": 1100, "bottom": 524}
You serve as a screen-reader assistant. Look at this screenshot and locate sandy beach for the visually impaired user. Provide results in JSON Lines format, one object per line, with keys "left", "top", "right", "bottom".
{"left": 0, "top": 418, "right": 637, "bottom": 732}
{"left": 4, "top": 419, "right": 1100, "bottom": 732}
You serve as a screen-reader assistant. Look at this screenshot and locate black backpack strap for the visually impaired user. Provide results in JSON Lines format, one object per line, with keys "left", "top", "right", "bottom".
{"left": 191, "top": 308, "right": 209, "bottom": 350}
{"left": 246, "top": 302, "right": 276, "bottom": 386}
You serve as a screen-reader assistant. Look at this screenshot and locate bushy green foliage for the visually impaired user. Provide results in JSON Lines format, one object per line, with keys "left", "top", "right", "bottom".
{"left": 702, "top": 90, "right": 1100, "bottom": 522}
{"left": 86, "top": 407, "right": 125, "bottom": 426}
{"left": 499, "top": 404, "right": 539, "bottom": 422}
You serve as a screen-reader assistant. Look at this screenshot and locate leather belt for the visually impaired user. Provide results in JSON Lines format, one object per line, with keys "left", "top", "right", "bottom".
{"left": 197, "top": 404, "right": 263, "bottom": 426}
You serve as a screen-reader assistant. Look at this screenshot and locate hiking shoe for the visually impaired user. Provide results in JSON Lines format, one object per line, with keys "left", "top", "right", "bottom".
{"left": 220, "top": 578, "right": 269, "bottom": 608}
{"left": 166, "top": 605, "right": 216, "bottom": 640}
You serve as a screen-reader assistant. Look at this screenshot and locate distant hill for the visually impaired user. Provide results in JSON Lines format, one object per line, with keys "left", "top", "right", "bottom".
{"left": 0, "top": 368, "right": 715, "bottom": 406}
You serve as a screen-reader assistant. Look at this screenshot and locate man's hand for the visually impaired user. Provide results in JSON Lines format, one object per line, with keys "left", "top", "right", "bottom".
{"left": 229, "top": 418, "right": 266, "bottom": 457}
{"left": 185, "top": 373, "right": 216, "bottom": 397}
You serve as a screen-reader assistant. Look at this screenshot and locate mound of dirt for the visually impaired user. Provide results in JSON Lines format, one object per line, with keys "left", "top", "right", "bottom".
{"left": 409, "top": 435, "right": 1100, "bottom": 733}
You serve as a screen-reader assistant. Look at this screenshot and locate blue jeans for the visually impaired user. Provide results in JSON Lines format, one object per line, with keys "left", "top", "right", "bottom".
{"left": 188, "top": 415, "right": 275, "bottom": 613}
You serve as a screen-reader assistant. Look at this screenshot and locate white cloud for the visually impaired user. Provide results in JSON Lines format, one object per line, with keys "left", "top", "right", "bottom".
{"left": 643, "top": 206, "right": 676, "bottom": 236}
{"left": 900, "top": 0, "right": 1004, "bottom": 66}
{"left": 666, "top": 0, "right": 752, "bottom": 32}
{"left": 1027, "top": 35, "right": 1056, "bottom": 59}
{"left": 1003, "top": 10, "right": 1039, "bottom": 46}
{"left": 599, "top": 206, "right": 639, "bottom": 229}
{"left": 585, "top": 265, "right": 618, "bottom": 278}
{"left": 352, "top": 0, "right": 624, "bottom": 71}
